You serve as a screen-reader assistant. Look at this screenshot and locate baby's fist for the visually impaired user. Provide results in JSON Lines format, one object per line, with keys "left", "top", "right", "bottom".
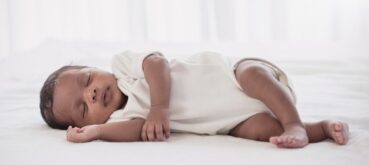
{"left": 66, "top": 125, "right": 100, "bottom": 143}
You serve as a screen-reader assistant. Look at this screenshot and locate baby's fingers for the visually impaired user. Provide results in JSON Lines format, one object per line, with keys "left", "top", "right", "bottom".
{"left": 163, "top": 122, "right": 170, "bottom": 138}
{"left": 66, "top": 126, "right": 72, "bottom": 140}
{"left": 141, "top": 123, "right": 148, "bottom": 141}
{"left": 155, "top": 124, "right": 164, "bottom": 141}
{"left": 147, "top": 124, "right": 155, "bottom": 141}
{"left": 70, "top": 133, "right": 86, "bottom": 143}
{"left": 67, "top": 127, "right": 85, "bottom": 143}
{"left": 67, "top": 126, "right": 78, "bottom": 142}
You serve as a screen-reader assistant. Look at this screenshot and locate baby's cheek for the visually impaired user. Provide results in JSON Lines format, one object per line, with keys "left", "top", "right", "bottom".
{"left": 91, "top": 107, "right": 111, "bottom": 124}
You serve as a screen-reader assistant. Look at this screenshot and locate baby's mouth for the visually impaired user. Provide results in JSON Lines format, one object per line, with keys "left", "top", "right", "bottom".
{"left": 103, "top": 86, "right": 111, "bottom": 107}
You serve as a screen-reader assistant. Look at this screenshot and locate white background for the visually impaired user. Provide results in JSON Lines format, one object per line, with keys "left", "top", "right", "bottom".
{"left": 1, "top": 0, "right": 368, "bottom": 58}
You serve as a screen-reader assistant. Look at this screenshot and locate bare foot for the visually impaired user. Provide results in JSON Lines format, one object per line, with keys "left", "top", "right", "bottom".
{"left": 322, "top": 121, "right": 349, "bottom": 145}
{"left": 269, "top": 124, "right": 308, "bottom": 148}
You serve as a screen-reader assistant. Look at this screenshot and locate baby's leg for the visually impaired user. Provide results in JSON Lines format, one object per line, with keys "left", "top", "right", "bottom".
{"left": 234, "top": 61, "right": 308, "bottom": 148}
{"left": 303, "top": 121, "right": 349, "bottom": 145}
{"left": 229, "top": 113, "right": 350, "bottom": 147}
{"left": 229, "top": 113, "right": 284, "bottom": 141}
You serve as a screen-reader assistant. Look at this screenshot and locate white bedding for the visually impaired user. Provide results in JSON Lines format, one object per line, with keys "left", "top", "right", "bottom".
{"left": 0, "top": 40, "right": 368, "bottom": 165}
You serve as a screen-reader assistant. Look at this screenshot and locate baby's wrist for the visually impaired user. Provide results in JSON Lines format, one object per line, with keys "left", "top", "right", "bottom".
{"left": 150, "top": 103, "right": 169, "bottom": 110}
{"left": 95, "top": 124, "right": 102, "bottom": 140}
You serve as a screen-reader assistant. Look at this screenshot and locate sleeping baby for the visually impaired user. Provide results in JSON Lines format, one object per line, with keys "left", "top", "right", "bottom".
{"left": 39, "top": 51, "right": 349, "bottom": 148}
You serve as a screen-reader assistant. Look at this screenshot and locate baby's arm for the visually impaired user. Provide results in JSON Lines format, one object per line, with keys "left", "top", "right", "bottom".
{"left": 141, "top": 52, "right": 171, "bottom": 141}
{"left": 67, "top": 118, "right": 145, "bottom": 142}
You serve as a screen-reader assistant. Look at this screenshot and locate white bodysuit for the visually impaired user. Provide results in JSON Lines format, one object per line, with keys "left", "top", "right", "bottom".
{"left": 108, "top": 51, "right": 296, "bottom": 135}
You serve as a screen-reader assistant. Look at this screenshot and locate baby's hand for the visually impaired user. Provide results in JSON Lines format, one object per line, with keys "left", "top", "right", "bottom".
{"left": 66, "top": 125, "right": 100, "bottom": 143}
{"left": 141, "top": 106, "right": 170, "bottom": 141}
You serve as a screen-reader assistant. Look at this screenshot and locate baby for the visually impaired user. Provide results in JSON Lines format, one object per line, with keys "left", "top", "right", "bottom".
{"left": 39, "top": 51, "right": 349, "bottom": 148}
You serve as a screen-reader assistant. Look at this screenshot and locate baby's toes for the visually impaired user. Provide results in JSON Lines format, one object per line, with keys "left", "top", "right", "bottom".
{"left": 277, "top": 136, "right": 291, "bottom": 148}
{"left": 283, "top": 136, "right": 289, "bottom": 143}
{"left": 337, "top": 132, "right": 347, "bottom": 144}
{"left": 269, "top": 136, "right": 280, "bottom": 145}
{"left": 281, "top": 136, "right": 287, "bottom": 143}
{"left": 334, "top": 130, "right": 348, "bottom": 145}
{"left": 341, "top": 132, "right": 348, "bottom": 145}
{"left": 334, "top": 123, "right": 343, "bottom": 132}
{"left": 334, "top": 132, "right": 342, "bottom": 143}
{"left": 285, "top": 136, "right": 298, "bottom": 147}
{"left": 286, "top": 136, "right": 294, "bottom": 144}
{"left": 277, "top": 137, "right": 284, "bottom": 143}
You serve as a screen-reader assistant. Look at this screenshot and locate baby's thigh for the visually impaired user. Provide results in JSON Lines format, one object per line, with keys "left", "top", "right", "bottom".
{"left": 229, "top": 113, "right": 283, "bottom": 141}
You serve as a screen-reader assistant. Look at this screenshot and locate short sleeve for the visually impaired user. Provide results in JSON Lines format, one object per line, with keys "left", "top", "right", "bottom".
{"left": 111, "top": 50, "right": 157, "bottom": 79}
{"left": 106, "top": 109, "right": 130, "bottom": 123}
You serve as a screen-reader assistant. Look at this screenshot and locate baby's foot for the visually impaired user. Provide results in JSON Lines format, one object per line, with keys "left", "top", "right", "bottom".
{"left": 269, "top": 124, "right": 308, "bottom": 148}
{"left": 323, "top": 121, "right": 349, "bottom": 145}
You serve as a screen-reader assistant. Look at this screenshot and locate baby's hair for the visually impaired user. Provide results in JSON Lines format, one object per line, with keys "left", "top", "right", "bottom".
{"left": 39, "top": 65, "right": 88, "bottom": 130}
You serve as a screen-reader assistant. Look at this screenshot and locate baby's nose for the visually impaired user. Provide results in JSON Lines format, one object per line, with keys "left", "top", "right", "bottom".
{"left": 89, "top": 88, "right": 98, "bottom": 104}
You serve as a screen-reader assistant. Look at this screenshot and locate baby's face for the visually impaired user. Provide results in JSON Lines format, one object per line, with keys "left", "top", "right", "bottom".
{"left": 53, "top": 67, "right": 125, "bottom": 127}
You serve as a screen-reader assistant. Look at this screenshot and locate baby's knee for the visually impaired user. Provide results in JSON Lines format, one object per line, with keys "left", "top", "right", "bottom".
{"left": 236, "top": 64, "right": 268, "bottom": 85}
{"left": 235, "top": 63, "right": 273, "bottom": 98}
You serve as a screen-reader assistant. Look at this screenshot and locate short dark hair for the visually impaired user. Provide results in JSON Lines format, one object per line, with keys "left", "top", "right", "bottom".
{"left": 39, "top": 65, "right": 88, "bottom": 130}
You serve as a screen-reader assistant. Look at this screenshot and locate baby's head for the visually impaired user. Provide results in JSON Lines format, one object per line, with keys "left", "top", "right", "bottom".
{"left": 40, "top": 65, "right": 127, "bottom": 129}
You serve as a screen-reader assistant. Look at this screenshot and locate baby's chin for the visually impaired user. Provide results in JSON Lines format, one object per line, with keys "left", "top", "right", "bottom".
{"left": 111, "top": 84, "right": 125, "bottom": 110}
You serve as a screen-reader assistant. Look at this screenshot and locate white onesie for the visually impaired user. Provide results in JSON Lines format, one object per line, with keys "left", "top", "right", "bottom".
{"left": 108, "top": 51, "right": 295, "bottom": 135}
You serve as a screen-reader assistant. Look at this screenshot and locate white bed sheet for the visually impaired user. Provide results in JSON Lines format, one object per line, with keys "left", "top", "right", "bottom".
{"left": 0, "top": 40, "right": 368, "bottom": 165}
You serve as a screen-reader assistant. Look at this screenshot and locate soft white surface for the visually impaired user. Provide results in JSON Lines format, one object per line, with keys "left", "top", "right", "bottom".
{"left": 0, "top": 40, "right": 368, "bottom": 165}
